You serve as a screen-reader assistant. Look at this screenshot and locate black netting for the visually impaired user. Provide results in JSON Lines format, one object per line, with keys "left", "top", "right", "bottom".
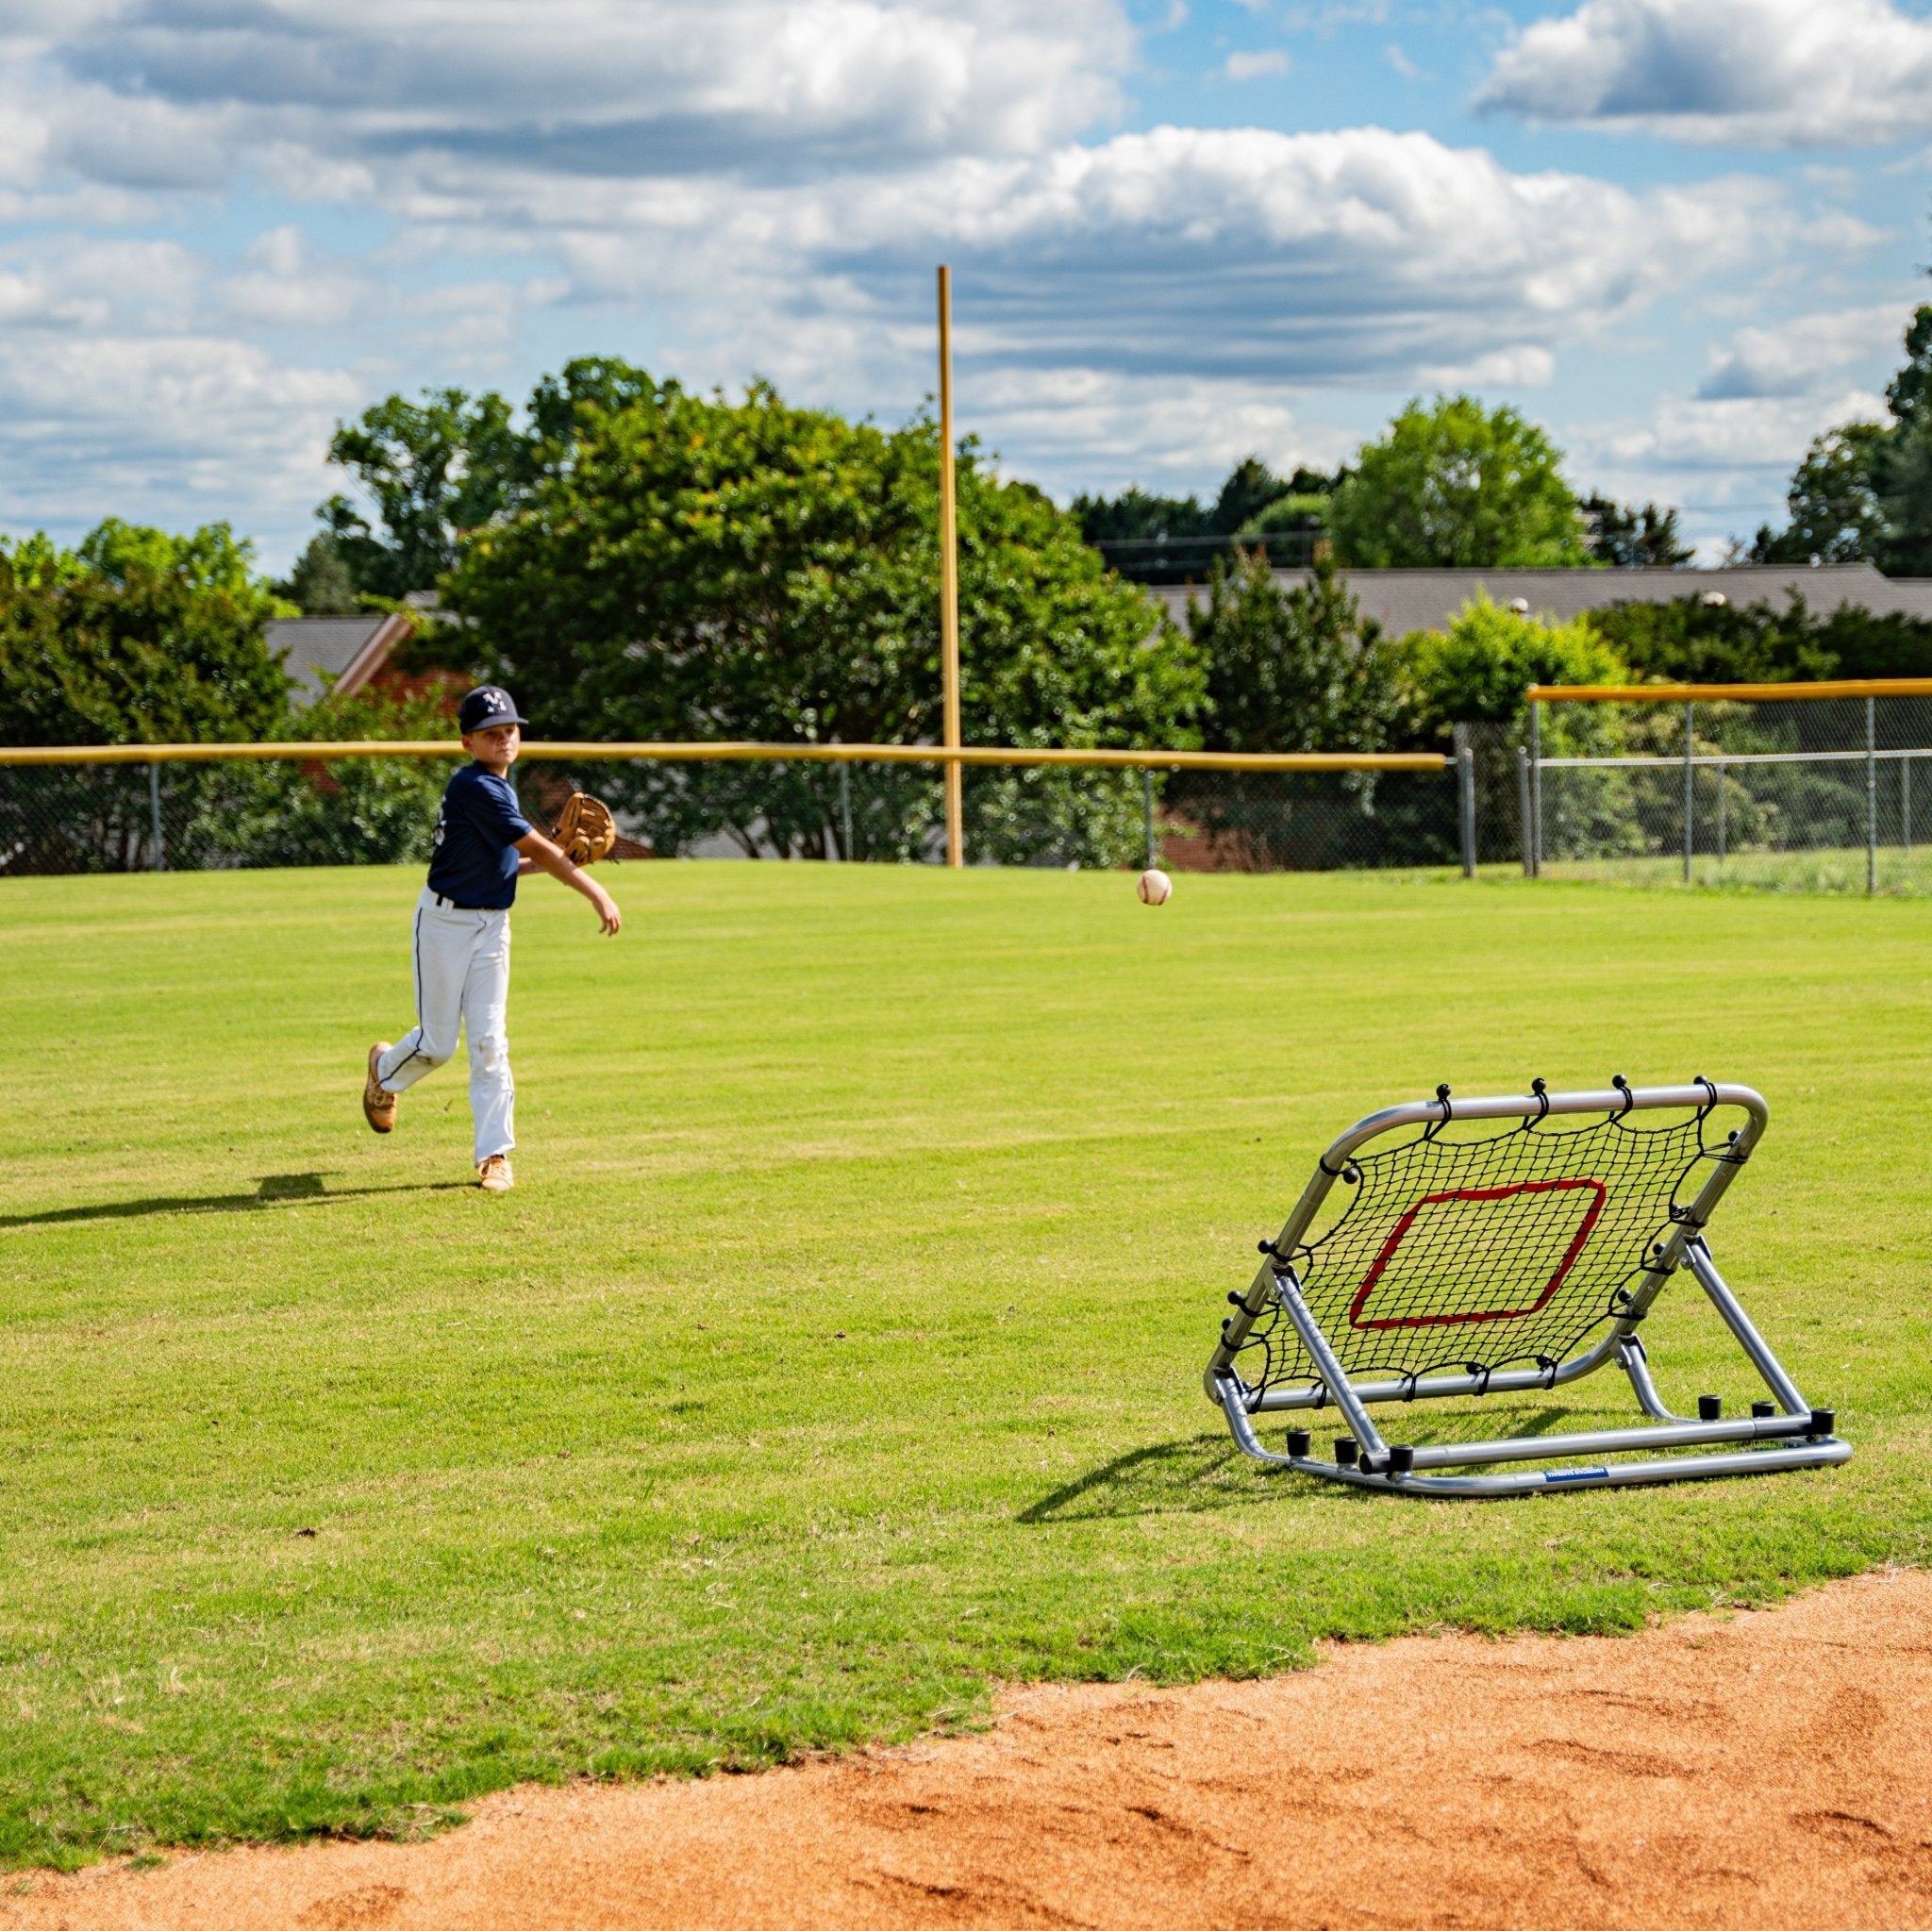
{"left": 1233, "top": 1098, "right": 1747, "bottom": 1397}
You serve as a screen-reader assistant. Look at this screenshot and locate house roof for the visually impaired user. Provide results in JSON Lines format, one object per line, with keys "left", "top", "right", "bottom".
{"left": 269, "top": 613, "right": 412, "bottom": 706}
{"left": 1144, "top": 563, "right": 1932, "bottom": 640}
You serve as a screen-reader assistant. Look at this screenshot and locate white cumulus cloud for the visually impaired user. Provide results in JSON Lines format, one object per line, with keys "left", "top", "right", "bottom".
{"left": 19, "top": 0, "right": 1130, "bottom": 192}
{"left": 0, "top": 330, "right": 360, "bottom": 535}
{"left": 0, "top": 0, "right": 1883, "bottom": 559}
{"left": 1696, "top": 304, "right": 1910, "bottom": 401}
{"left": 491, "top": 125, "right": 1779, "bottom": 412}
{"left": 1478, "top": 0, "right": 1932, "bottom": 148}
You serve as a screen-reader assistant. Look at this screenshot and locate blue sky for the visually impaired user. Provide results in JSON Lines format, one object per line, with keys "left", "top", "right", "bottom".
{"left": 2, "top": 0, "right": 1929, "bottom": 569}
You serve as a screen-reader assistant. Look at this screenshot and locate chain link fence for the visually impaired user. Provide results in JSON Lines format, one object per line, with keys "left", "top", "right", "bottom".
{"left": 0, "top": 747, "right": 1463, "bottom": 878}
{"left": 1525, "top": 687, "right": 1932, "bottom": 895}
{"left": 22, "top": 692, "right": 1925, "bottom": 891}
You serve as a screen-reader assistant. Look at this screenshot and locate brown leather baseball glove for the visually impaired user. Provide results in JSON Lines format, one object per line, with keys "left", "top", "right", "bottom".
{"left": 549, "top": 791, "right": 618, "bottom": 865}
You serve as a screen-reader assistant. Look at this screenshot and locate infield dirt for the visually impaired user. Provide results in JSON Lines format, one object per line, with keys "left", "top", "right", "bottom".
{"left": 7, "top": 1566, "right": 1927, "bottom": 1931}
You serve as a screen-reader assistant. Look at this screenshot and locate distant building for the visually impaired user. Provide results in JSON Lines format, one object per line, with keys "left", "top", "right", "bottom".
{"left": 269, "top": 612, "right": 415, "bottom": 707}
{"left": 1145, "top": 563, "right": 1932, "bottom": 639}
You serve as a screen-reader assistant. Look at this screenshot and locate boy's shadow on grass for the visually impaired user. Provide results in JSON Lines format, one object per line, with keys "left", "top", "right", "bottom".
{"left": 1021, "top": 1405, "right": 1582, "bottom": 1523}
{"left": 0, "top": 1172, "right": 470, "bottom": 1229}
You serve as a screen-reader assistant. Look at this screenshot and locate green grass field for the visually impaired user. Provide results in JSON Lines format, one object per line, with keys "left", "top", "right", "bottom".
{"left": 4, "top": 862, "right": 1930, "bottom": 1871}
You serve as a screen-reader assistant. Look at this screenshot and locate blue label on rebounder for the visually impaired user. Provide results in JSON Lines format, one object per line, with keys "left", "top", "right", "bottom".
{"left": 1544, "top": 1467, "right": 1610, "bottom": 1485}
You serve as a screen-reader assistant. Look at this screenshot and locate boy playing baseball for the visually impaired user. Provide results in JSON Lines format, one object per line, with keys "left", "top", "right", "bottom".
{"left": 360, "top": 685, "right": 621, "bottom": 1191}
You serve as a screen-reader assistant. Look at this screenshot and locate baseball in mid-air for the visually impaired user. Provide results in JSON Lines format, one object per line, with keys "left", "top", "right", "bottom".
{"left": 1137, "top": 868, "right": 1173, "bottom": 906}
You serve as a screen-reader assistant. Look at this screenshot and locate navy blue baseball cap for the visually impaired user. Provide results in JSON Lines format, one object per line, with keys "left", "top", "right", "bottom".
{"left": 458, "top": 686, "right": 530, "bottom": 734}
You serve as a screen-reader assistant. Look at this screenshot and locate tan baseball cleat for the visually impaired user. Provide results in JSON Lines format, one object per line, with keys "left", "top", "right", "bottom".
{"left": 477, "top": 1155, "right": 514, "bottom": 1192}
{"left": 363, "top": 1043, "right": 398, "bottom": 1134}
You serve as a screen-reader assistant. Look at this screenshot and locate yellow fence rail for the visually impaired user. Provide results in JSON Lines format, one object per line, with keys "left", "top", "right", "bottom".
{"left": 1529, "top": 677, "right": 1932, "bottom": 705}
{"left": 0, "top": 741, "right": 1447, "bottom": 773}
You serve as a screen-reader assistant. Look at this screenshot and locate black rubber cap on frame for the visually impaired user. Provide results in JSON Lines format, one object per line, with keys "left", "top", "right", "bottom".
{"left": 1335, "top": 1436, "right": 1359, "bottom": 1468}
{"left": 1752, "top": 1400, "right": 1776, "bottom": 1419}
{"left": 1286, "top": 1429, "right": 1312, "bottom": 1459}
{"left": 1808, "top": 1408, "right": 1837, "bottom": 1436}
{"left": 1387, "top": 1446, "right": 1416, "bottom": 1475}
{"left": 1697, "top": 1393, "right": 1723, "bottom": 1422}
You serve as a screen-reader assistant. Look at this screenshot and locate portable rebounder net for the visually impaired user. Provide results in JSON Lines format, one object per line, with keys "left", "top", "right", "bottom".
{"left": 1206, "top": 1079, "right": 1849, "bottom": 1495}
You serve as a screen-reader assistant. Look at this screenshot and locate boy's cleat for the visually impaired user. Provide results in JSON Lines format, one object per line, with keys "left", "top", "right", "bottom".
{"left": 477, "top": 1155, "right": 513, "bottom": 1192}
{"left": 363, "top": 1044, "right": 398, "bottom": 1133}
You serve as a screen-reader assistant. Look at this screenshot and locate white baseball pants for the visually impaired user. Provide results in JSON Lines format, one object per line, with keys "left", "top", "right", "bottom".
{"left": 376, "top": 888, "right": 515, "bottom": 1165}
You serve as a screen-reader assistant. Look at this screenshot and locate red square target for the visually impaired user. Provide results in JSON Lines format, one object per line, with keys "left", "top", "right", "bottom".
{"left": 1346, "top": 1177, "right": 1608, "bottom": 1330}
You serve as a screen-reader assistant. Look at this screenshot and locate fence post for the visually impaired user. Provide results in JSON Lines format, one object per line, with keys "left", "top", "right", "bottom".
{"left": 1716, "top": 757, "right": 1725, "bottom": 865}
{"left": 1681, "top": 701, "right": 1694, "bottom": 885}
{"left": 1454, "top": 724, "right": 1475, "bottom": 877}
{"left": 1866, "top": 694, "right": 1878, "bottom": 896}
{"left": 148, "top": 761, "right": 165, "bottom": 873}
{"left": 1527, "top": 700, "right": 1541, "bottom": 875}
{"left": 838, "top": 759, "right": 853, "bottom": 862}
{"left": 936, "top": 264, "right": 965, "bottom": 869}
{"left": 1141, "top": 768, "right": 1157, "bottom": 871}
{"left": 1516, "top": 746, "right": 1534, "bottom": 877}
{"left": 1906, "top": 755, "right": 1913, "bottom": 863}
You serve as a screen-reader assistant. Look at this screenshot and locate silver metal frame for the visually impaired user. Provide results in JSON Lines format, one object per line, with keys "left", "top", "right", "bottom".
{"left": 1205, "top": 1083, "right": 1850, "bottom": 1496}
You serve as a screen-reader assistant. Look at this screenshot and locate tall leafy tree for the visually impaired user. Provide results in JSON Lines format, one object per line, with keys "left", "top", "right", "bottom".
{"left": 1208, "top": 457, "right": 1293, "bottom": 535}
{"left": 1580, "top": 495, "right": 1693, "bottom": 567}
{"left": 1752, "top": 423, "right": 1893, "bottom": 566}
{"left": 1074, "top": 457, "right": 1336, "bottom": 580}
{"left": 321, "top": 388, "right": 532, "bottom": 599}
{"left": 1755, "top": 304, "right": 1932, "bottom": 574}
{"left": 1069, "top": 483, "right": 1213, "bottom": 584}
{"left": 445, "top": 371, "right": 1202, "bottom": 861}
{"left": 0, "top": 521, "right": 289, "bottom": 745}
{"left": 1404, "top": 593, "right": 1627, "bottom": 741}
{"left": 1327, "top": 394, "right": 1592, "bottom": 568}
{"left": 1190, "top": 551, "right": 1401, "bottom": 754}
{"left": 273, "top": 531, "right": 361, "bottom": 613}
{"left": 1588, "top": 591, "right": 1932, "bottom": 684}
{"left": 1176, "top": 552, "right": 1420, "bottom": 864}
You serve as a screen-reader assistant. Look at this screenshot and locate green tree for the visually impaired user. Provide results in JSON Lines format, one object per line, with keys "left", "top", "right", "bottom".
{"left": 1074, "top": 458, "right": 1336, "bottom": 581}
{"left": 321, "top": 388, "right": 532, "bottom": 599}
{"left": 1071, "top": 484, "right": 1207, "bottom": 547}
{"left": 274, "top": 531, "right": 361, "bottom": 614}
{"left": 188, "top": 681, "right": 458, "bottom": 869}
{"left": 447, "top": 372, "right": 1202, "bottom": 863}
{"left": 1752, "top": 423, "right": 1892, "bottom": 566}
{"left": 1401, "top": 595, "right": 1637, "bottom": 864}
{"left": 1872, "top": 305, "right": 1932, "bottom": 578}
{"left": 1886, "top": 305, "right": 1932, "bottom": 429}
{"left": 0, "top": 521, "right": 289, "bottom": 746}
{"left": 1754, "top": 304, "right": 1932, "bottom": 574}
{"left": 1174, "top": 552, "right": 1422, "bottom": 866}
{"left": 0, "top": 521, "right": 291, "bottom": 873}
{"left": 1589, "top": 591, "right": 1932, "bottom": 684}
{"left": 1327, "top": 395, "right": 1592, "bottom": 568}
{"left": 1208, "top": 457, "right": 1292, "bottom": 535}
{"left": 1580, "top": 495, "right": 1693, "bottom": 568}
{"left": 1882, "top": 417, "right": 1932, "bottom": 575}
{"left": 1403, "top": 593, "right": 1626, "bottom": 742}
{"left": 1191, "top": 551, "right": 1402, "bottom": 754}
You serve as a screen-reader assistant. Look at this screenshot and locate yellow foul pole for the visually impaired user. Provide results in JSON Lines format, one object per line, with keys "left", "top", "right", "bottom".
{"left": 937, "top": 264, "right": 964, "bottom": 867}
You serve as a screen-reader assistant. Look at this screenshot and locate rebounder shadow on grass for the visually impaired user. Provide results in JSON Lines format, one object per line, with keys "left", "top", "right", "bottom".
{"left": 0, "top": 1173, "right": 471, "bottom": 1229}
{"left": 1020, "top": 1436, "right": 1287, "bottom": 1523}
{"left": 1022, "top": 1405, "right": 1606, "bottom": 1523}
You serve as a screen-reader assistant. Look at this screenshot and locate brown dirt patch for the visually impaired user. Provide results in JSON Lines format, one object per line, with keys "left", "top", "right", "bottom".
{"left": 9, "top": 1568, "right": 1932, "bottom": 1930}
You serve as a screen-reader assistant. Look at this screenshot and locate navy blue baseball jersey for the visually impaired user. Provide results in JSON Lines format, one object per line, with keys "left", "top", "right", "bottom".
{"left": 426, "top": 765, "right": 532, "bottom": 908}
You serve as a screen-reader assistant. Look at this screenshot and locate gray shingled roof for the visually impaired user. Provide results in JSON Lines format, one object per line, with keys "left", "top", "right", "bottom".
{"left": 1145, "top": 563, "right": 1932, "bottom": 639}
{"left": 268, "top": 615, "right": 398, "bottom": 706}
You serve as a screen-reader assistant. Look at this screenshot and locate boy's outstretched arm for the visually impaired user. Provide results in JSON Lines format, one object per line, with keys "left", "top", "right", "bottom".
{"left": 514, "top": 830, "right": 622, "bottom": 934}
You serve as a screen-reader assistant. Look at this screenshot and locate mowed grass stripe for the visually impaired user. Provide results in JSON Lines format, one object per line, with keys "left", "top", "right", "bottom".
{"left": 0, "top": 864, "right": 1927, "bottom": 1867}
